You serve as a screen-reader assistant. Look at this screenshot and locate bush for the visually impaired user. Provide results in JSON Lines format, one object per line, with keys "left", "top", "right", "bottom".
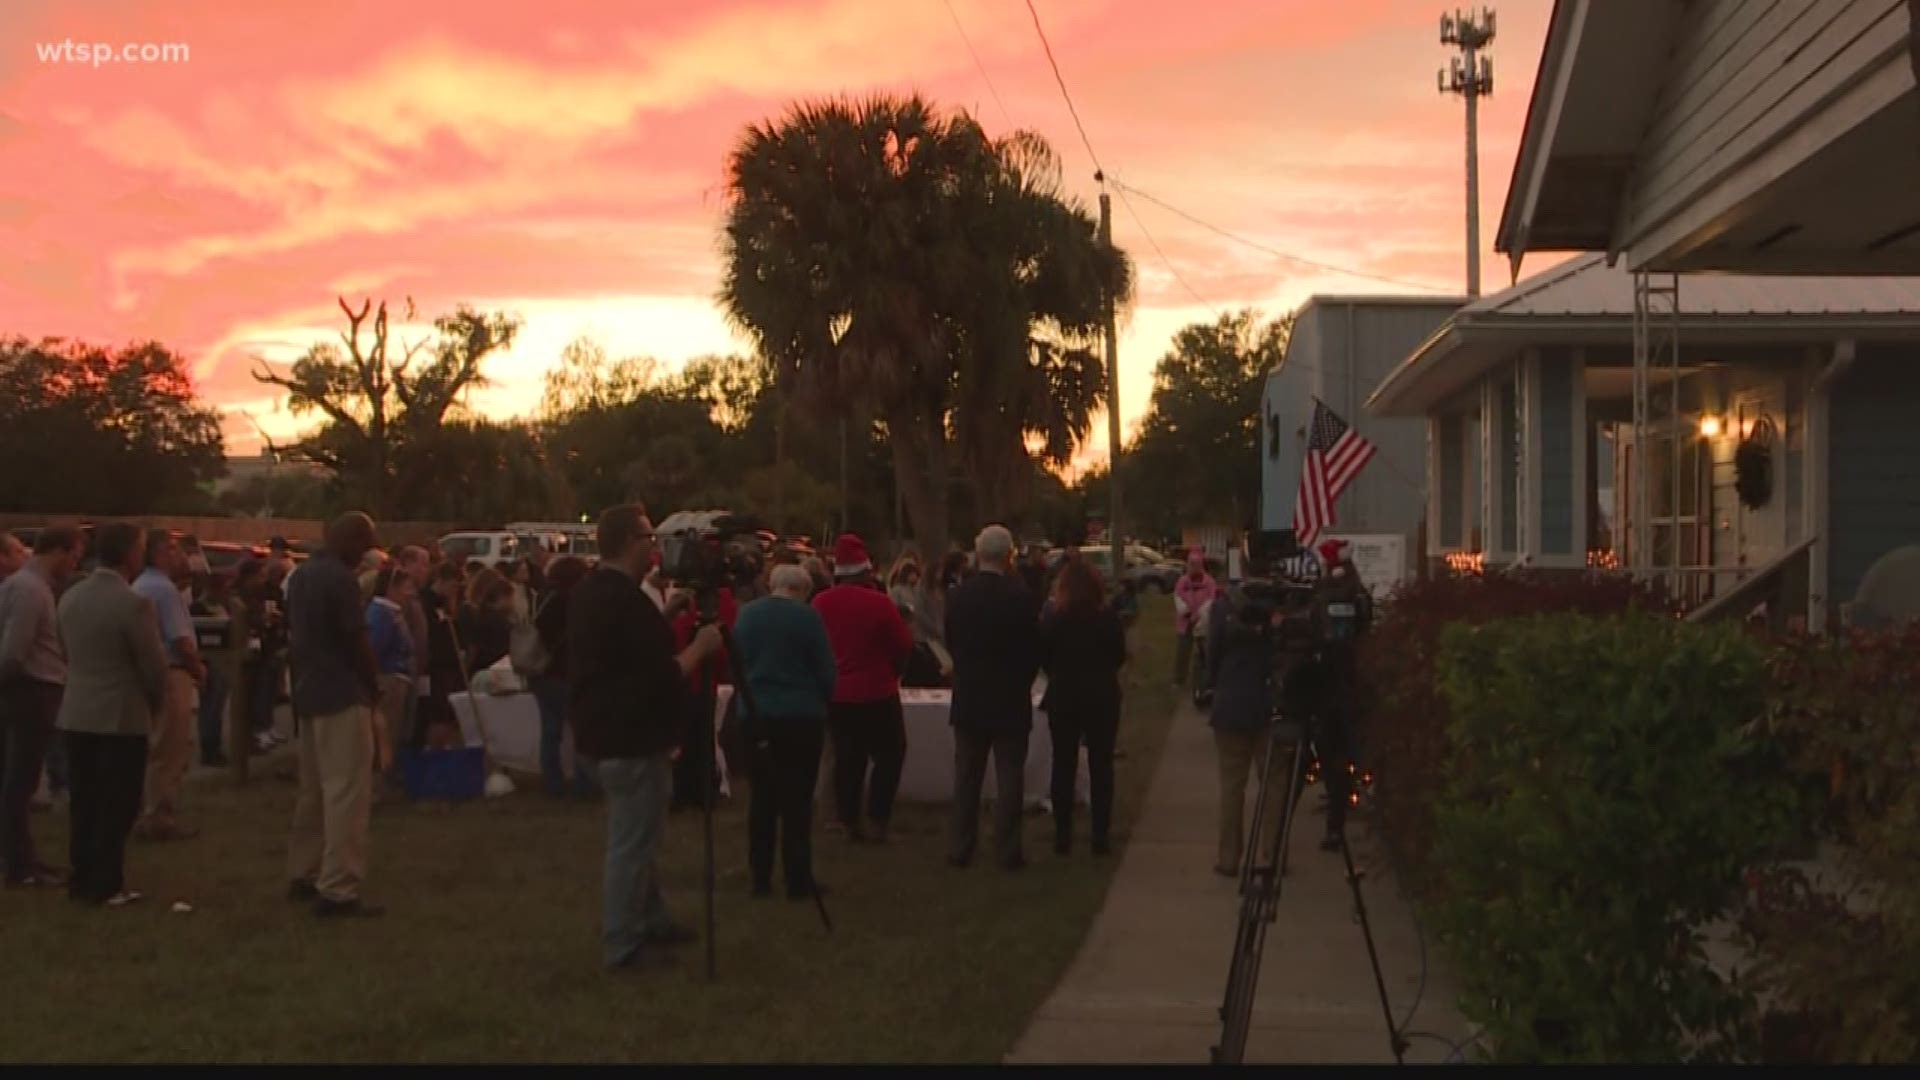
{"left": 1354, "top": 570, "right": 1662, "bottom": 890}
{"left": 1741, "top": 624, "right": 1920, "bottom": 1062}
{"left": 1430, "top": 612, "right": 1795, "bottom": 1063}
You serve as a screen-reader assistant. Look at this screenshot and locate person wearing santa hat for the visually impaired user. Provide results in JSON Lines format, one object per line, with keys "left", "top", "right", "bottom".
{"left": 811, "top": 533, "right": 914, "bottom": 844}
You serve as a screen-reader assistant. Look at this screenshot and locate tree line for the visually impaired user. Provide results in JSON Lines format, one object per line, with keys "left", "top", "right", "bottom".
{"left": 3, "top": 94, "right": 1289, "bottom": 550}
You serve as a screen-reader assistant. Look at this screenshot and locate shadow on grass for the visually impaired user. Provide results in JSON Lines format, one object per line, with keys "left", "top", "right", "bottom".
{"left": 0, "top": 597, "right": 1179, "bottom": 1063}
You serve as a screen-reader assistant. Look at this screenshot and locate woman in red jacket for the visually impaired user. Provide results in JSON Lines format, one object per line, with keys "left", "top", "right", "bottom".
{"left": 812, "top": 534, "right": 914, "bottom": 843}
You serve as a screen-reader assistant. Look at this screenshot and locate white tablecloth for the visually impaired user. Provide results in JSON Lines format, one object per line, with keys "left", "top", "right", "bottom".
{"left": 449, "top": 691, "right": 733, "bottom": 797}
{"left": 713, "top": 684, "right": 1088, "bottom": 808}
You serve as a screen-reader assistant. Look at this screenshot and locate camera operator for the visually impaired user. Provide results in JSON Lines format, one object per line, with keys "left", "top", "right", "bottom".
{"left": 1204, "top": 578, "right": 1284, "bottom": 878}
{"left": 568, "top": 504, "right": 722, "bottom": 973}
{"left": 1302, "top": 539, "right": 1372, "bottom": 852}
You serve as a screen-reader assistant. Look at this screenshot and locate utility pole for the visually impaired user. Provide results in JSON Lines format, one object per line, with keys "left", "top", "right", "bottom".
{"left": 1439, "top": 7, "right": 1495, "bottom": 298}
{"left": 1098, "top": 177, "right": 1124, "bottom": 581}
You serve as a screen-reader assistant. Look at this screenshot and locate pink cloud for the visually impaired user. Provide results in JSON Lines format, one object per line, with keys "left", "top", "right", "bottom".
{"left": 0, "top": 0, "right": 1556, "bottom": 455}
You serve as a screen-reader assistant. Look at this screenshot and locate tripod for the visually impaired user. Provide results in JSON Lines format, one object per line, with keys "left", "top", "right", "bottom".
{"left": 1210, "top": 710, "right": 1405, "bottom": 1065}
{"left": 695, "top": 613, "right": 833, "bottom": 980}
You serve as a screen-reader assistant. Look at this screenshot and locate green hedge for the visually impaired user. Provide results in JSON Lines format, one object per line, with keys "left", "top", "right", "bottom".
{"left": 1742, "top": 624, "right": 1920, "bottom": 1062}
{"left": 1430, "top": 612, "right": 1795, "bottom": 1062}
{"left": 1353, "top": 570, "right": 1662, "bottom": 893}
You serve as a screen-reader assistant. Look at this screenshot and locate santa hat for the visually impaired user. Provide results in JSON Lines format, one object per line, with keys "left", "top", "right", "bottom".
{"left": 1317, "top": 539, "right": 1349, "bottom": 568}
{"left": 832, "top": 533, "right": 872, "bottom": 578}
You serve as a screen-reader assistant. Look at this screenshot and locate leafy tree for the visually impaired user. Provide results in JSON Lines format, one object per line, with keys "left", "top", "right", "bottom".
{"left": 392, "top": 420, "right": 574, "bottom": 523}
{"left": 0, "top": 336, "right": 226, "bottom": 514}
{"left": 253, "top": 296, "right": 521, "bottom": 517}
{"left": 538, "top": 336, "right": 658, "bottom": 421}
{"left": 720, "top": 94, "right": 1130, "bottom": 555}
{"left": 1119, "top": 309, "right": 1290, "bottom": 539}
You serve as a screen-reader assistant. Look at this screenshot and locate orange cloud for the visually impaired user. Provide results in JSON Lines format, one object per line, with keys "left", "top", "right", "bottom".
{"left": 0, "top": 0, "right": 1556, "bottom": 458}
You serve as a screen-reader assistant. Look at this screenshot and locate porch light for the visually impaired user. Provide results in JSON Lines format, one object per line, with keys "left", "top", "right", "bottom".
{"left": 1698, "top": 415, "right": 1723, "bottom": 438}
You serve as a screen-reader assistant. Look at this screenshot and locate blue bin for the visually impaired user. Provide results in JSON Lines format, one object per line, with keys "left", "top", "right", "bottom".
{"left": 400, "top": 747, "right": 487, "bottom": 801}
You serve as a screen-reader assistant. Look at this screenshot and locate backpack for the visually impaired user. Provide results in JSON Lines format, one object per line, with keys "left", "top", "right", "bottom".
{"left": 509, "top": 596, "right": 553, "bottom": 676}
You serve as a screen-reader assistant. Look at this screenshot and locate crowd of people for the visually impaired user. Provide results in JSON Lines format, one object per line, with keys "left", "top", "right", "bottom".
{"left": 2, "top": 500, "right": 1373, "bottom": 977}
{"left": 0, "top": 505, "right": 1146, "bottom": 969}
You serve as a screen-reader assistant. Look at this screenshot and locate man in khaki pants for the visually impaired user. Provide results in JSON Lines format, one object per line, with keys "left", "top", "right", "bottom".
{"left": 284, "top": 513, "right": 384, "bottom": 918}
{"left": 132, "top": 531, "right": 206, "bottom": 842}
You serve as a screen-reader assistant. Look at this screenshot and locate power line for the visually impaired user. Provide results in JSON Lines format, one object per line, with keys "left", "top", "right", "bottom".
{"left": 1114, "top": 184, "right": 1220, "bottom": 317}
{"left": 1022, "top": 0, "right": 1104, "bottom": 178}
{"left": 941, "top": 0, "right": 1015, "bottom": 131}
{"left": 956, "top": 0, "right": 1212, "bottom": 317}
{"left": 1111, "top": 178, "right": 1456, "bottom": 294}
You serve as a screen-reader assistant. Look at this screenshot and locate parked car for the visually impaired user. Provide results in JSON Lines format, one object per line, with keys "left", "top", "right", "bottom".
{"left": 438, "top": 530, "right": 523, "bottom": 569}
{"left": 200, "top": 541, "right": 266, "bottom": 573}
{"left": 1051, "top": 545, "right": 1186, "bottom": 593}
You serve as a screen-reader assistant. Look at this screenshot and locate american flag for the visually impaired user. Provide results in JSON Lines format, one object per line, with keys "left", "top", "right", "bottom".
{"left": 1293, "top": 399, "right": 1377, "bottom": 549}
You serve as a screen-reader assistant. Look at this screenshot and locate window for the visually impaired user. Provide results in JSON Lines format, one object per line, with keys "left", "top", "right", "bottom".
{"left": 1646, "top": 432, "right": 1706, "bottom": 568}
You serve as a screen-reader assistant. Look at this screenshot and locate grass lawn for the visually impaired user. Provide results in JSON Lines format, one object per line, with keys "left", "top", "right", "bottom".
{"left": 0, "top": 596, "right": 1177, "bottom": 1063}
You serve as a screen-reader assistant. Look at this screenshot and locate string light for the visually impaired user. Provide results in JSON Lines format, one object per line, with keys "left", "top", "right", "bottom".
{"left": 1587, "top": 549, "right": 1621, "bottom": 571}
{"left": 1444, "top": 551, "right": 1486, "bottom": 575}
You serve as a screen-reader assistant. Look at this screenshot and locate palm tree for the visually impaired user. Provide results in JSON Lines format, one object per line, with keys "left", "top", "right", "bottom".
{"left": 720, "top": 94, "right": 1129, "bottom": 554}
{"left": 951, "top": 131, "right": 1129, "bottom": 527}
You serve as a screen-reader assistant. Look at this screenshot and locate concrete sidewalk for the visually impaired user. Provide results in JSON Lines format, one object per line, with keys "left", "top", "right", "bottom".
{"left": 1007, "top": 703, "right": 1475, "bottom": 1064}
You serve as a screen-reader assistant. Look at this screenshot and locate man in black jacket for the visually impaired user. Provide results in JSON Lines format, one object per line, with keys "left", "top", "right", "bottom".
{"left": 944, "top": 524, "right": 1041, "bottom": 871}
{"left": 568, "top": 503, "right": 720, "bottom": 972}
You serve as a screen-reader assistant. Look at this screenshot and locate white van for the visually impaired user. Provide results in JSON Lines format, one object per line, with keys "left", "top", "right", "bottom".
{"left": 505, "top": 521, "right": 599, "bottom": 560}
{"left": 438, "top": 531, "right": 521, "bottom": 569}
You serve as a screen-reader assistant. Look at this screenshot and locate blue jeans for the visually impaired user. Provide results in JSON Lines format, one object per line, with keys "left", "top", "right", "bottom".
{"left": 532, "top": 675, "right": 594, "bottom": 798}
{"left": 597, "top": 754, "right": 674, "bottom": 967}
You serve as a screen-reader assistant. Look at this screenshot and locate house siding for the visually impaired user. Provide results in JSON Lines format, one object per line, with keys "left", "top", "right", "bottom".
{"left": 1828, "top": 346, "right": 1920, "bottom": 609}
{"left": 1497, "top": 378, "right": 1520, "bottom": 556}
{"left": 1621, "top": 0, "right": 1912, "bottom": 257}
{"left": 1537, "top": 352, "right": 1577, "bottom": 555}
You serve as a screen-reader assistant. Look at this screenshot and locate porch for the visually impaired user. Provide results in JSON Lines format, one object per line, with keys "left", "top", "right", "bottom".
{"left": 1367, "top": 257, "right": 1920, "bottom": 625}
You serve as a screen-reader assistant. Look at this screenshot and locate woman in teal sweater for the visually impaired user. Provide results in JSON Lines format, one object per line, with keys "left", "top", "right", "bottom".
{"left": 731, "top": 564, "right": 839, "bottom": 899}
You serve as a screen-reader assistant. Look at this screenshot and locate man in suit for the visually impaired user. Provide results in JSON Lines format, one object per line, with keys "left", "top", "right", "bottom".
{"left": 945, "top": 524, "right": 1042, "bottom": 871}
{"left": 55, "top": 522, "right": 169, "bottom": 906}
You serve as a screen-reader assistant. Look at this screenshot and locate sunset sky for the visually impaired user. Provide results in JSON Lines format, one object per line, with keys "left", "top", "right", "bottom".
{"left": 0, "top": 0, "right": 1553, "bottom": 467}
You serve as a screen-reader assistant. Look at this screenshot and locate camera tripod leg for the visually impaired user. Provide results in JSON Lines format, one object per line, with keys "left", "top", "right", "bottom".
{"left": 1212, "top": 723, "right": 1309, "bottom": 1064}
{"left": 1336, "top": 828, "right": 1407, "bottom": 1064}
{"left": 704, "top": 699, "right": 717, "bottom": 981}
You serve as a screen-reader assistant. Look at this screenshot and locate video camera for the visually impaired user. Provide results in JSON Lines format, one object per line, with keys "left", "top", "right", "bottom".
{"left": 1229, "top": 528, "right": 1368, "bottom": 669}
{"left": 655, "top": 510, "right": 767, "bottom": 616}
